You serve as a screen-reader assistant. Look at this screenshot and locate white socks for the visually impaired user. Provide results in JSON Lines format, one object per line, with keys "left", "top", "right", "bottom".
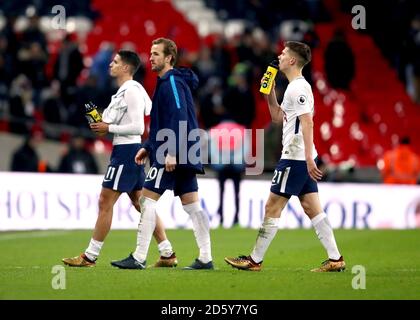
{"left": 85, "top": 238, "right": 103, "bottom": 261}
{"left": 183, "top": 202, "right": 212, "bottom": 263}
{"left": 311, "top": 212, "right": 341, "bottom": 260}
{"left": 249, "top": 213, "right": 341, "bottom": 263}
{"left": 158, "top": 239, "right": 174, "bottom": 258}
{"left": 133, "top": 197, "right": 157, "bottom": 263}
{"left": 250, "top": 217, "right": 279, "bottom": 263}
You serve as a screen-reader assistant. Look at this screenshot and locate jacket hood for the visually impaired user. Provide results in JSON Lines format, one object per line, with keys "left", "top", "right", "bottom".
{"left": 162, "top": 68, "right": 199, "bottom": 90}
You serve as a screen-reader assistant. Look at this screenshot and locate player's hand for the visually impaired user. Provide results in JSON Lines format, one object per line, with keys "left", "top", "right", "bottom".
{"left": 165, "top": 154, "right": 177, "bottom": 172}
{"left": 90, "top": 122, "right": 109, "bottom": 136}
{"left": 135, "top": 148, "right": 149, "bottom": 165}
{"left": 260, "top": 77, "right": 276, "bottom": 98}
{"left": 306, "top": 158, "right": 323, "bottom": 181}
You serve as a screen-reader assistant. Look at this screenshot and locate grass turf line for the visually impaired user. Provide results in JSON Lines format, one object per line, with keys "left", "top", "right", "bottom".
{"left": 0, "top": 229, "right": 419, "bottom": 299}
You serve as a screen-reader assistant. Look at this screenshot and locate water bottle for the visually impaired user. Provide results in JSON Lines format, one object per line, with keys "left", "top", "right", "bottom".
{"left": 259, "top": 60, "right": 279, "bottom": 94}
{"left": 84, "top": 101, "right": 102, "bottom": 124}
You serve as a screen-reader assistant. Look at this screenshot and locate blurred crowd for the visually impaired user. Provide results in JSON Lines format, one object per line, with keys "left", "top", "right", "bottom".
{"left": 341, "top": 0, "right": 420, "bottom": 103}
{"left": 0, "top": 1, "right": 323, "bottom": 168}
{"left": 0, "top": 13, "right": 106, "bottom": 138}
{"left": 0, "top": 0, "right": 419, "bottom": 185}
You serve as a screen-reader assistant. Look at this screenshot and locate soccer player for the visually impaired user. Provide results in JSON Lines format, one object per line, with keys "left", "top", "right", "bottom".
{"left": 225, "top": 41, "right": 345, "bottom": 272}
{"left": 111, "top": 38, "right": 213, "bottom": 270}
{"left": 62, "top": 50, "right": 177, "bottom": 268}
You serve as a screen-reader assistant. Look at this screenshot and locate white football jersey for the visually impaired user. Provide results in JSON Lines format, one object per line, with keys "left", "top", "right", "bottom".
{"left": 280, "top": 76, "right": 318, "bottom": 160}
{"left": 103, "top": 80, "right": 152, "bottom": 145}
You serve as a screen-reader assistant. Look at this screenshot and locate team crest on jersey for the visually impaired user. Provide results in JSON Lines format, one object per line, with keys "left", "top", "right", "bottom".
{"left": 297, "top": 95, "right": 306, "bottom": 105}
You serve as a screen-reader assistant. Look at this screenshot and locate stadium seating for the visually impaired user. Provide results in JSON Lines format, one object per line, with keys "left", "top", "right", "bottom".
{"left": 312, "top": 19, "right": 420, "bottom": 167}
{"left": 87, "top": 0, "right": 201, "bottom": 94}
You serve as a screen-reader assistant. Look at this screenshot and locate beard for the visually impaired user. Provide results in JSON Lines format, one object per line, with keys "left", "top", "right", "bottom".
{"left": 152, "top": 63, "right": 164, "bottom": 73}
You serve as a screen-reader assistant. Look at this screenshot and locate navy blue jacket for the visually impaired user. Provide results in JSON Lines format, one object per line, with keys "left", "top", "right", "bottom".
{"left": 143, "top": 68, "right": 204, "bottom": 174}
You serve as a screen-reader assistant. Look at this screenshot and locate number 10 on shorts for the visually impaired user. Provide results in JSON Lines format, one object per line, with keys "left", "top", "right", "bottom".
{"left": 146, "top": 167, "right": 165, "bottom": 188}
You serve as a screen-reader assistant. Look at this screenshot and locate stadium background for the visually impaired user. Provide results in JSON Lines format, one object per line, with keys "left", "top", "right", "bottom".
{"left": 1, "top": 0, "right": 419, "bottom": 178}
{"left": 0, "top": 0, "right": 419, "bottom": 301}
{"left": 0, "top": 0, "right": 419, "bottom": 228}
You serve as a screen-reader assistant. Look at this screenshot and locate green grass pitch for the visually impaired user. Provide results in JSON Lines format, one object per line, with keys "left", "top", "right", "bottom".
{"left": 0, "top": 229, "right": 419, "bottom": 300}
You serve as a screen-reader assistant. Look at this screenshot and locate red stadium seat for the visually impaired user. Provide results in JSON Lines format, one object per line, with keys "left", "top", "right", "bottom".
{"left": 312, "top": 22, "right": 420, "bottom": 167}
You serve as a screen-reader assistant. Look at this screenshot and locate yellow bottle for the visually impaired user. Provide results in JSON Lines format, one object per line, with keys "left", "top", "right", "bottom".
{"left": 259, "top": 60, "right": 279, "bottom": 94}
{"left": 85, "top": 102, "right": 102, "bottom": 123}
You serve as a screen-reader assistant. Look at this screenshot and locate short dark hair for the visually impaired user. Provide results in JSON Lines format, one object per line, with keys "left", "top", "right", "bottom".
{"left": 152, "top": 37, "right": 177, "bottom": 66}
{"left": 285, "top": 41, "right": 311, "bottom": 68}
{"left": 117, "top": 50, "right": 140, "bottom": 75}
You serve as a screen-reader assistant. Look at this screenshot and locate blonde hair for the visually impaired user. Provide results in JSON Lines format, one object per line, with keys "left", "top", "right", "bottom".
{"left": 152, "top": 38, "right": 177, "bottom": 66}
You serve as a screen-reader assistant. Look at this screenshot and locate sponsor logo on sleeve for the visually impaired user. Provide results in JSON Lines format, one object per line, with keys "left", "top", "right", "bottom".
{"left": 297, "top": 95, "right": 307, "bottom": 105}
